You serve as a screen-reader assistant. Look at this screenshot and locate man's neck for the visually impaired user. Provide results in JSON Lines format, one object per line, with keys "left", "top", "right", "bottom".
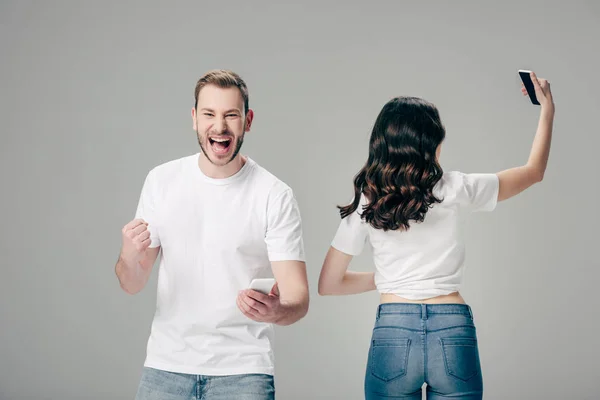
{"left": 198, "top": 153, "right": 247, "bottom": 179}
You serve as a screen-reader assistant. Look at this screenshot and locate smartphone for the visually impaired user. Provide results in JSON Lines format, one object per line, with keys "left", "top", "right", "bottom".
{"left": 249, "top": 278, "right": 276, "bottom": 295}
{"left": 519, "top": 69, "right": 540, "bottom": 105}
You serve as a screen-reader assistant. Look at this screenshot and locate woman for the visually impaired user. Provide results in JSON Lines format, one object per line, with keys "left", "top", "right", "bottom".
{"left": 318, "top": 72, "right": 554, "bottom": 399}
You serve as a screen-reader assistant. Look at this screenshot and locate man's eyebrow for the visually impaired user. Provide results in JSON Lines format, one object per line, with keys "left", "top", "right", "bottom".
{"left": 198, "top": 108, "right": 242, "bottom": 114}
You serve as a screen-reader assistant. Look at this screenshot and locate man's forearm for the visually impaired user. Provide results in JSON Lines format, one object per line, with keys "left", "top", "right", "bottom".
{"left": 275, "top": 299, "right": 309, "bottom": 326}
{"left": 115, "top": 255, "right": 151, "bottom": 294}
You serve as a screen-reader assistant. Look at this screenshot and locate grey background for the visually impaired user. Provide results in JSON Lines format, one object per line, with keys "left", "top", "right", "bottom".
{"left": 1, "top": 1, "right": 599, "bottom": 399}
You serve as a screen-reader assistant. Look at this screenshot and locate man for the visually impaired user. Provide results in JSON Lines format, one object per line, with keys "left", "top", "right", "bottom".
{"left": 115, "top": 69, "right": 309, "bottom": 400}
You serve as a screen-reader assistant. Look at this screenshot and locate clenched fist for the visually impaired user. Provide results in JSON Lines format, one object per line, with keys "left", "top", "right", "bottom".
{"left": 120, "top": 218, "right": 151, "bottom": 264}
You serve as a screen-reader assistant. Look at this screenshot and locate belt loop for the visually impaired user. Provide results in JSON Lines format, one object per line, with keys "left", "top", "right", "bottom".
{"left": 196, "top": 375, "right": 201, "bottom": 399}
{"left": 421, "top": 304, "right": 428, "bottom": 320}
{"left": 468, "top": 306, "right": 474, "bottom": 320}
{"left": 376, "top": 305, "right": 381, "bottom": 321}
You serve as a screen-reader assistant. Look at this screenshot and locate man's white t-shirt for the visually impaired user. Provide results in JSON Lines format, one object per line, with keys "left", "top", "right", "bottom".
{"left": 134, "top": 153, "right": 305, "bottom": 376}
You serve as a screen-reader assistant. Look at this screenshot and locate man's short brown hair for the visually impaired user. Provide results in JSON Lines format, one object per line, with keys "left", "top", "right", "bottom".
{"left": 194, "top": 69, "right": 249, "bottom": 114}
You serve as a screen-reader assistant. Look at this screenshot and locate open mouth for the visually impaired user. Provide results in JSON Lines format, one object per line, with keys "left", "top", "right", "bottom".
{"left": 208, "top": 136, "right": 233, "bottom": 155}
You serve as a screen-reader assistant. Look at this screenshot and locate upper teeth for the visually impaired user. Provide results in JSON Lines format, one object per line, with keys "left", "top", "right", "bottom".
{"left": 212, "top": 138, "right": 229, "bottom": 142}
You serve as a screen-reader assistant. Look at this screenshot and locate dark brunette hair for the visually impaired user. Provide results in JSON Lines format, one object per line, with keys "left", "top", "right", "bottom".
{"left": 339, "top": 97, "right": 446, "bottom": 231}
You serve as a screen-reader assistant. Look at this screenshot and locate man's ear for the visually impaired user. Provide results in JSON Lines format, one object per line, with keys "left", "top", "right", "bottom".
{"left": 245, "top": 109, "right": 254, "bottom": 132}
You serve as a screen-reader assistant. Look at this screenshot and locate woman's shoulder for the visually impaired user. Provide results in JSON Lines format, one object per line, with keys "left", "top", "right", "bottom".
{"left": 435, "top": 170, "right": 499, "bottom": 211}
{"left": 434, "top": 171, "right": 477, "bottom": 205}
{"left": 435, "top": 171, "right": 465, "bottom": 195}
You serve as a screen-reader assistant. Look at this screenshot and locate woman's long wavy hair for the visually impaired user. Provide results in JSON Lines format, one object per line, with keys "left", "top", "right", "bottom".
{"left": 339, "top": 97, "right": 446, "bottom": 231}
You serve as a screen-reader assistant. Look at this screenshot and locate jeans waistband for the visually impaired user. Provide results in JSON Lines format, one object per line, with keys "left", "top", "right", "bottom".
{"left": 376, "top": 303, "right": 473, "bottom": 320}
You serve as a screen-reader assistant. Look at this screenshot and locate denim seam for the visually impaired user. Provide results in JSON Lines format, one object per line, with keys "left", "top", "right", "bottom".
{"left": 380, "top": 311, "right": 471, "bottom": 316}
{"left": 373, "top": 326, "right": 421, "bottom": 333}
{"left": 196, "top": 375, "right": 201, "bottom": 400}
{"left": 427, "top": 325, "right": 477, "bottom": 333}
{"left": 422, "top": 318, "right": 428, "bottom": 382}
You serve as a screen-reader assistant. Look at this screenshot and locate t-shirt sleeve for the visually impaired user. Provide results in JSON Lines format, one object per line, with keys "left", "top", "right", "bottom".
{"left": 331, "top": 196, "right": 369, "bottom": 256}
{"left": 457, "top": 172, "right": 500, "bottom": 212}
{"left": 134, "top": 169, "right": 161, "bottom": 248}
{"left": 265, "top": 188, "right": 305, "bottom": 262}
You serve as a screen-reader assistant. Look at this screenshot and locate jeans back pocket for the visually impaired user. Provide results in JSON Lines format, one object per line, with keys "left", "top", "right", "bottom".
{"left": 369, "top": 338, "right": 411, "bottom": 382}
{"left": 440, "top": 337, "right": 480, "bottom": 382}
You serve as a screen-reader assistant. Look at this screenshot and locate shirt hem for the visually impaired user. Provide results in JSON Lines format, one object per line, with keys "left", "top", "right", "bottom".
{"left": 144, "top": 360, "right": 275, "bottom": 377}
{"left": 268, "top": 253, "right": 306, "bottom": 262}
{"left": 479, "top": 173, "right": 500, "bottom": 212}
{"left": 330, "top": 242, "right": 361, "bottom": 256}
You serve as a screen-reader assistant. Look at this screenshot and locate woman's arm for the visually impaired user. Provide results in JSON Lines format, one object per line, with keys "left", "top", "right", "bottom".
{"left": 318, "top": 247, "right": 376, "bottom": 295}
{"left": 497, "top": 71, "right": 555, "bottom": 202}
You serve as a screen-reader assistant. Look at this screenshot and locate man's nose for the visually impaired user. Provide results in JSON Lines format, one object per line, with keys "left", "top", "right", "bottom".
{"left": 213, "top": 117, "right": 227, "bottom": 133}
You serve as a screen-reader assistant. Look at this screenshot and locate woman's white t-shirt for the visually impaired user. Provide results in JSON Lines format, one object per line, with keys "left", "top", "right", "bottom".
{"left": 331, "top": 172, "right": 499, "bottom": 300}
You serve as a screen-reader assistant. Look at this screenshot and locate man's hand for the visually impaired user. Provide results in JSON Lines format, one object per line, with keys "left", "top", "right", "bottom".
{"left": 121, "top": 218, "right": 151, "bottom": 265}
{"left": 236, "top": 283, "right": 283, "bottom": 324}
{"left": 116, "top": 218, "right": 159, "bottom": 294}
